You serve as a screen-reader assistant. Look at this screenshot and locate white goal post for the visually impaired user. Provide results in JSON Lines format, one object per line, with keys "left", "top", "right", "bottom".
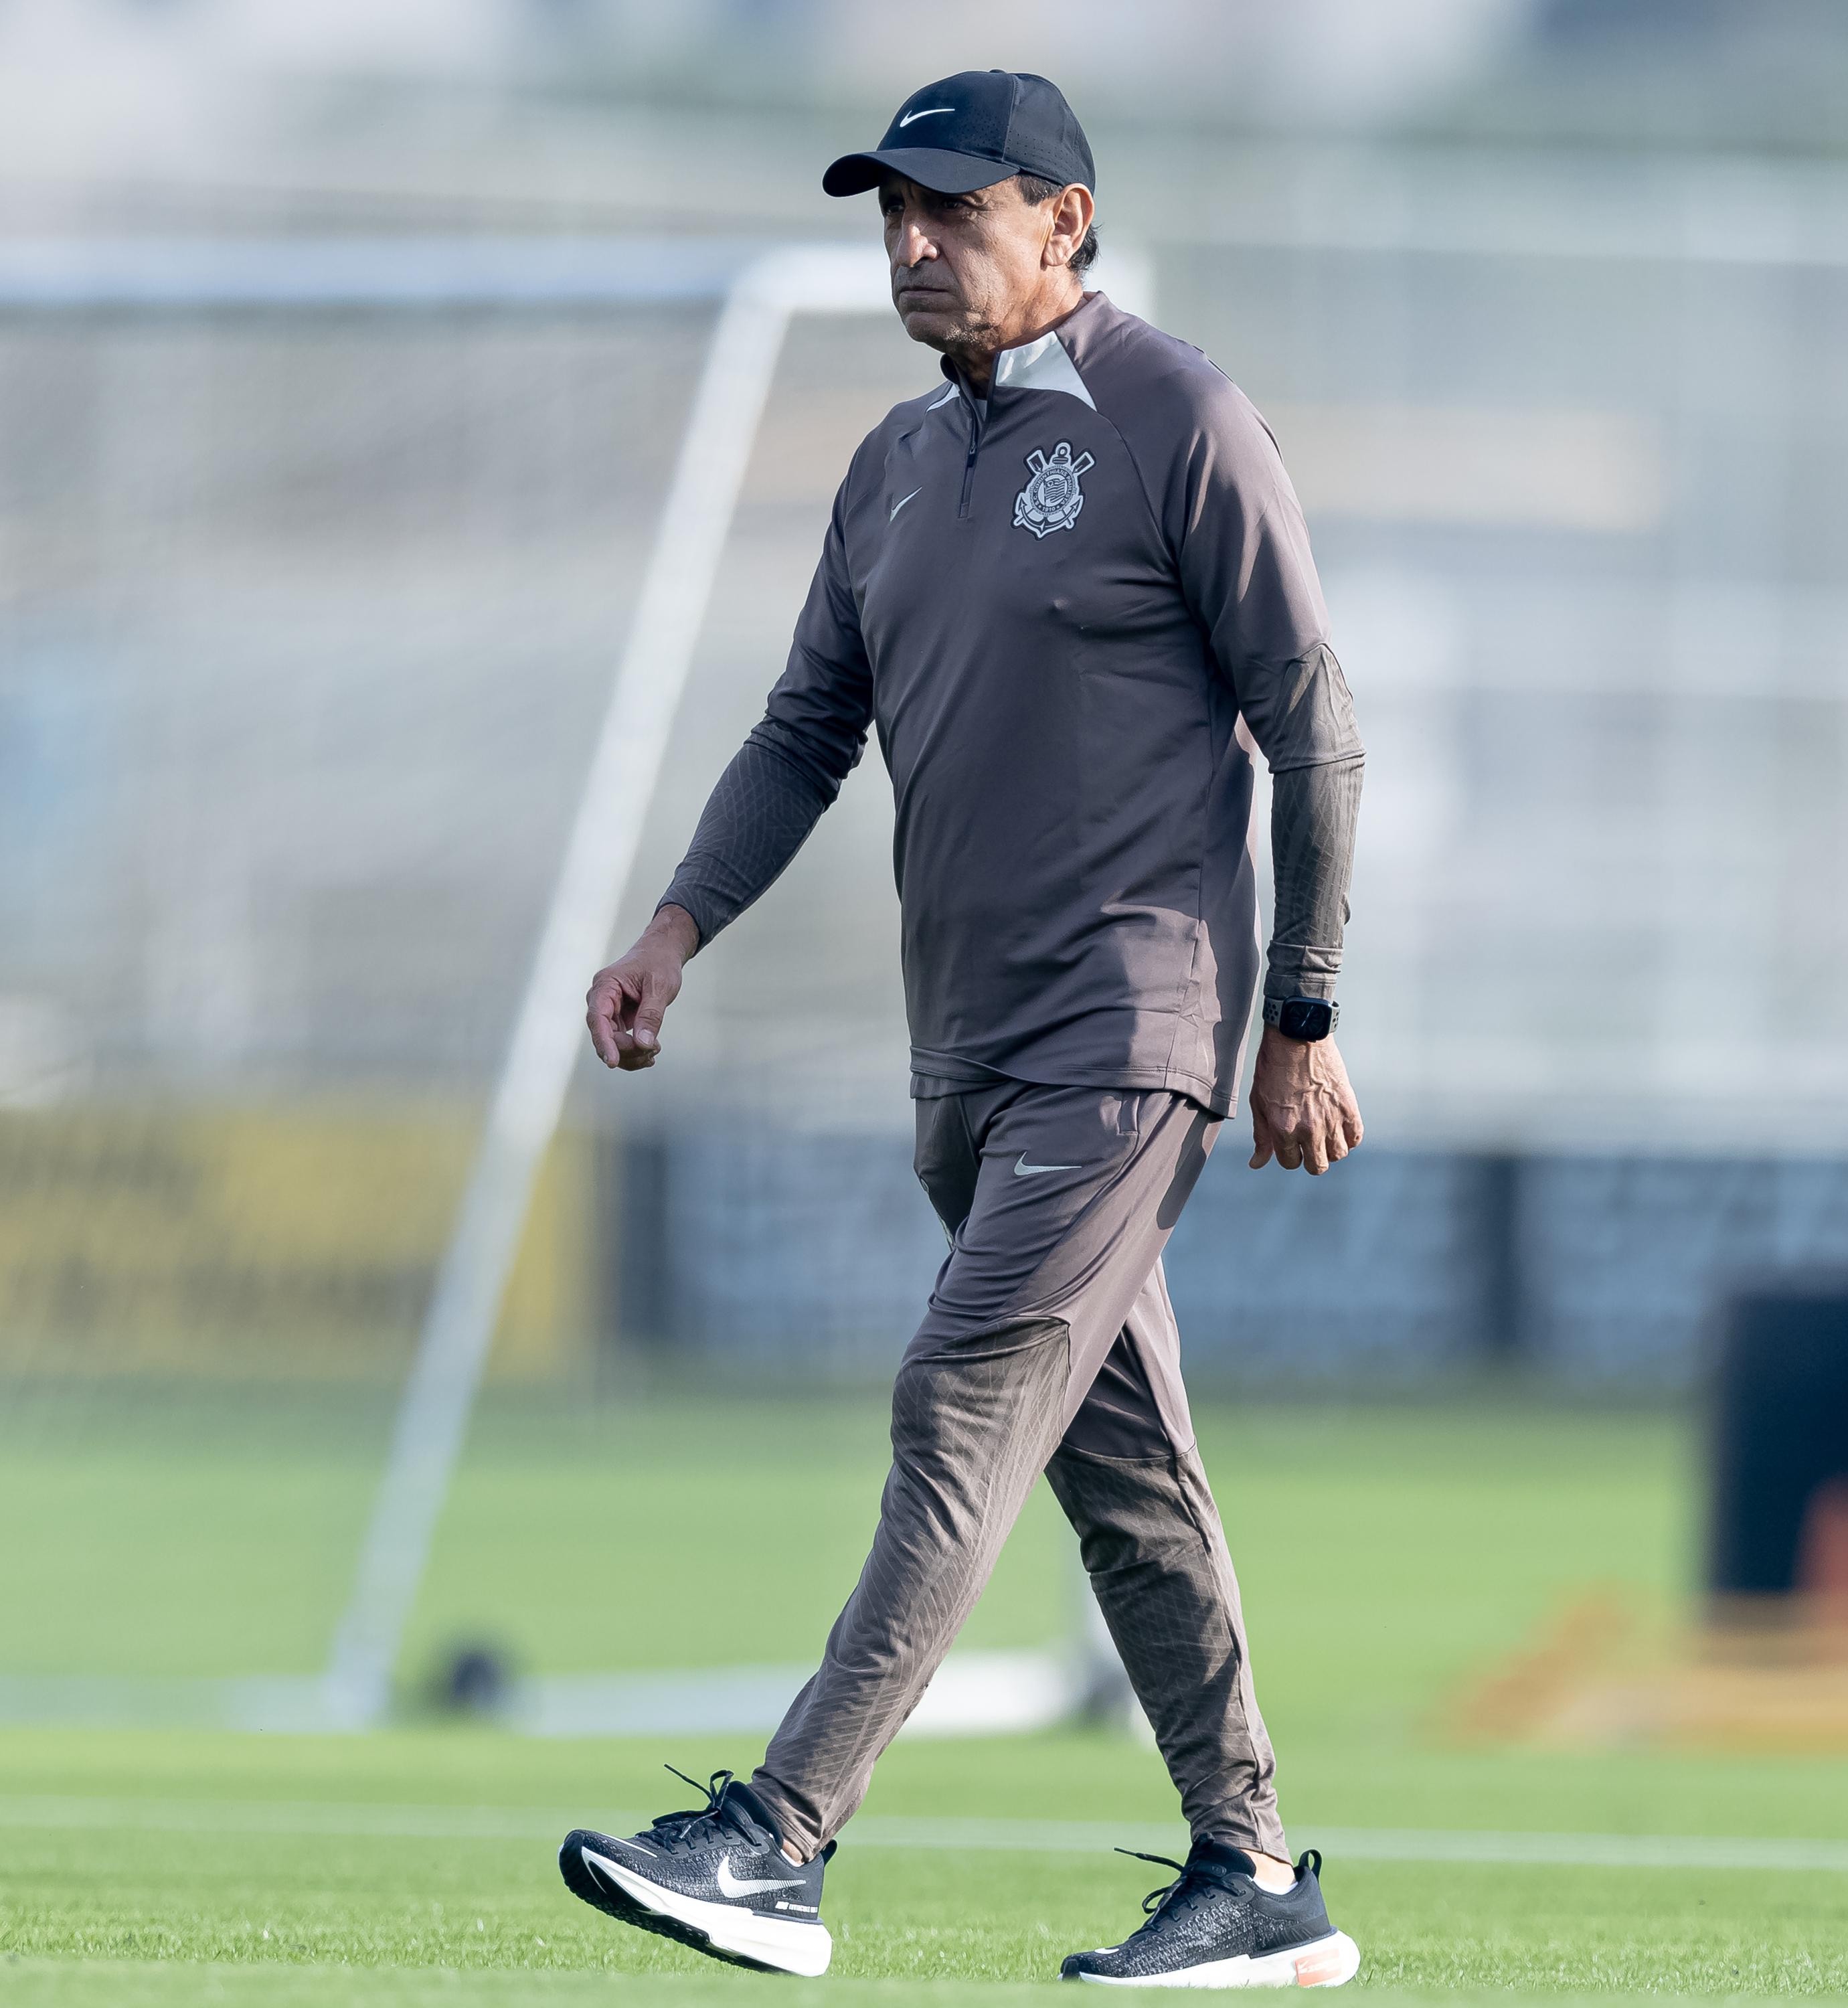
{"left": 319, "top": 242, "right": 890, "bottom": 1730}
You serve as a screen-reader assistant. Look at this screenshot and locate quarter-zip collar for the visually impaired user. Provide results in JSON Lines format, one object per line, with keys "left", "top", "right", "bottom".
{"left": 936, "top": 294, "right": 1103, "bottom": 519}
{"left": 933, "top": 290, "right": 1102, "bottom": 408}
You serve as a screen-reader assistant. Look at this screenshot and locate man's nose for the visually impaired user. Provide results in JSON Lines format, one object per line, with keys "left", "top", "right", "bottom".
{"left": 892, "top": 218, "right": 936, "bottom": 267}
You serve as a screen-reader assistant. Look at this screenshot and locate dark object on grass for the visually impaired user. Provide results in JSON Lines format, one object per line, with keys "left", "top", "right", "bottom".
{"left": 1709, "top": 1284, "right": 1848, "bottom": 1602}
{"left": 434, "top": 1643, "right": 513, "bottom": 1716}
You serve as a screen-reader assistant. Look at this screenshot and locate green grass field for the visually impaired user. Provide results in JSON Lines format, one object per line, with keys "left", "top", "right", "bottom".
{"left": 3, "top": 1392, "right": 1845, "bottom": 2002}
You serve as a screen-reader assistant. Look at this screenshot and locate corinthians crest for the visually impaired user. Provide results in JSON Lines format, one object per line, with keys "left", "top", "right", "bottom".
{"left": 1013, "top": 440, "right": 1095, "bottom": 538}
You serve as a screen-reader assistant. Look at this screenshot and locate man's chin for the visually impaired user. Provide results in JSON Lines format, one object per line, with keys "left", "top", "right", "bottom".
{"left": 894, "top": 301, "right": 962, "bottom": 348}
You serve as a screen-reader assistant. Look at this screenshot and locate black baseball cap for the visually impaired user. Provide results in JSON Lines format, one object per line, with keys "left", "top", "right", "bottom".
{"left": 823, "top": 70, "right": 1095, "bottom": 200}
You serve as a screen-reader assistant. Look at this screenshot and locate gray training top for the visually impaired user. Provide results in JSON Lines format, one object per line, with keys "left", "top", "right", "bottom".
{"left": 661, "top": 290, "right": 1363, "bottom": 1118}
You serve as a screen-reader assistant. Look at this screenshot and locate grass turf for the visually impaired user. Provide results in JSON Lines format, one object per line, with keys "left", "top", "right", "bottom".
{"left": 2, "top": 1395, "right": 1846, "bottom": 1999}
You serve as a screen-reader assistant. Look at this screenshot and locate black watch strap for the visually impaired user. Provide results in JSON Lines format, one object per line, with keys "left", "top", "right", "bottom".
{"left": 1263, "top": 996, "right": 1339, "bottom": 1041}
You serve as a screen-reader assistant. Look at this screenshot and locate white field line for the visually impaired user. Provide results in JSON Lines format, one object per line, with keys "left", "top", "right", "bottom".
{"left": 3, "top": 1797, "right": 1847, "bottom": 1871}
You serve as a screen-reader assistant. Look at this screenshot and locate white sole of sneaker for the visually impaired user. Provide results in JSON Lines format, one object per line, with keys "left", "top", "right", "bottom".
{"left": 1069, "top": 1928, "right": 1361, "bottom": 1989}
{"left": 581, "top": 1847, "right": 833, "bottom": 1978}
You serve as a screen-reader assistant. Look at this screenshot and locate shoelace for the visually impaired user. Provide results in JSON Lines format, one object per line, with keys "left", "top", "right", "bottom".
{"left": 644, "top": 1765, "right": 762, "bottom": 1856}
{"left": 1113, "top": 1845, "right": 1321, "bottom": 1930}
{"left": 1115, "top": 1847, "right": 1209, "bottom": 1927}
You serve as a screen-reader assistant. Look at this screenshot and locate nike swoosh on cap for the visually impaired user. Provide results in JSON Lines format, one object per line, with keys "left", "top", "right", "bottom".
{"left": 716, "top": 1856, "right": 803, "bottom": 1898}
{"left": 1014, "top": 1153, "right": 1080, "bottom": 1177}
{"left": 898, "top": 107, "right": 954, "bottom": 127}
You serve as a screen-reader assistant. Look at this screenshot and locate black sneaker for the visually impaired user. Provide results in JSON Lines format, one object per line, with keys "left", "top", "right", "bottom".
{"left": 560, "top": 1767, "right": 835, "bottom": 1977}
{"left": 1060, "top": 1841, "right": 1359, "bottom": 1989}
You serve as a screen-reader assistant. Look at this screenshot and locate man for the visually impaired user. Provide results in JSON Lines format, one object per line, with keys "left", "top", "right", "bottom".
{"left": 560, "top": 70, "right": 1365, "bottom": 1989}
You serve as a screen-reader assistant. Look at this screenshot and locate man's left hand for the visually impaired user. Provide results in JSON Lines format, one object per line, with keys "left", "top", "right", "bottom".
{"left": 1248, "top": 1025, "right": 1363, "bottom": 1175}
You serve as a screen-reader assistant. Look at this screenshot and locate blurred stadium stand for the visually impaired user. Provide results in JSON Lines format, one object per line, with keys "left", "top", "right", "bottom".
{"left": 609, "top": 1139, "right": 1848, "bottom": 1394}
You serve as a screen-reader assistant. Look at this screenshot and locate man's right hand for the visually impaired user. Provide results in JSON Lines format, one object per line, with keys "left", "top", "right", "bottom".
{"left": 586, "top": 904, "right": 699, "bottom": 1071}
{"left": 1247, "top": 1024, "right": 1363, "bottom": 1175}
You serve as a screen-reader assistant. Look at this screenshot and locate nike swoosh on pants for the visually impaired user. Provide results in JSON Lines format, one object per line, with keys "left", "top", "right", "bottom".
{"left": 1014, "top": 1153, "right": 1081, "bottom": 1177}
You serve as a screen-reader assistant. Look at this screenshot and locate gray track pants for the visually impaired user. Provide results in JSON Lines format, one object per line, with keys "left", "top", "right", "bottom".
{"left": 750, "top": 1080, "right": 1284, "bottom": 1863}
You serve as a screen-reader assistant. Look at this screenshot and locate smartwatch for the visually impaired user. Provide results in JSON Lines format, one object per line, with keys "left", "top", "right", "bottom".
{"left": 1262, "top": 996, "right": 1339, "bottom": 1042}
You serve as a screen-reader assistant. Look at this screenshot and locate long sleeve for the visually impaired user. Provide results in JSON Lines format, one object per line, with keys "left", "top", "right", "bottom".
{"left": 658, "top": 488, "right": 875, "bottom": 947}
{"left": 1168, "top": 382, "right": 1365, "bottom": 1002}
{"left": 657, "top": 731, "right": 841, "bottom": 948}
{"left": 1267, "top": 752, "right": 1363, "bottom": 1003}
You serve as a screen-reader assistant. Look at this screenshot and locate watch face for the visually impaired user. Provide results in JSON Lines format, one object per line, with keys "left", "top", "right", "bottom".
{"left": 1280, "top": 999, "right": 1332, "bottom": 1040}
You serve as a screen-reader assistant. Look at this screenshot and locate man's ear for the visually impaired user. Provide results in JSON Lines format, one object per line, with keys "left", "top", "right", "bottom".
{"left": 1044, "top": 184, "right": 1095, "bottom": 270}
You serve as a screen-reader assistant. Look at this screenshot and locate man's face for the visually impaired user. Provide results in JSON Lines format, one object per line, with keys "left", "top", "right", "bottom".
{"left": 879, "top": 174, "right": 1059, "bottom": 351}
